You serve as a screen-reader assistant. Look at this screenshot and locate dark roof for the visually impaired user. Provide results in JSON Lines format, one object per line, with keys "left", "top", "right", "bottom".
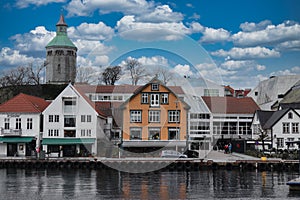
{"left": 202, "top": 96, "right": 260, "bottom": 114}
{"left": 56, "top": 14, "right": 67, "bottom": 26}
{"left": 256, "top": 110, "right": 275, "bottom": 127}
{"left": 263, "top": 108, "right": 300, "bottom": 129}
{"left": 0, "top": 93, "right": 50, "bottom": 113}
{"left": 279, "top": 80, "right": 300, "bottom": 109}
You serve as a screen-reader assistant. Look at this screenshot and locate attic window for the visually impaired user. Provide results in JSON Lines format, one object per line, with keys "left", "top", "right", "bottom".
{"left": 254, "top": 91, "right": 258, "bottom": 96}
{"left": 288, "top": 112, "right": 293, "bottom": 119}
{"left": 151, "top": 83, "right": 159, "bottom": 91}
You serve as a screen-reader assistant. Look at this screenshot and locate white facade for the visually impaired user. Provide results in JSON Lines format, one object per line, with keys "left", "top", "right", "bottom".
{"left": 272, "top": 110, "right": 300, "bottom": 150}
{"left": 42, "top": 84, "right": 106, "bottom": 157}
{"left": 0, "top": 113, "right": 41, "bottom": 157}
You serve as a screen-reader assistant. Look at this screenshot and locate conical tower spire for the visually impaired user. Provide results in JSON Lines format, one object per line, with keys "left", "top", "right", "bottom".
{"left": 56, "top": 13, "right": 67, "bottom": 26}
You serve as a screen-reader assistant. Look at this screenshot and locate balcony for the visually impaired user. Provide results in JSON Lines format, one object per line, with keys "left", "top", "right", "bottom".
{"left": 1, "top": 128, "right": 22, "bottom": 136}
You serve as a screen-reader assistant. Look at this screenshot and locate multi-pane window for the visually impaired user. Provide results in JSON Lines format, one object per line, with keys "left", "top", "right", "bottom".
{"left": 288, "top": 138, "right": 294, "bottom": 147}
{"left": 64, "top": 115, "right": 76, "bottom": 127}
{"left": 130, "top": 110, "right": 142, "bottom": 122}
{"left": 81, "top": 115, "right": 86, "bottom": 122}
{"left": 168, "top": 111, "right": 180, "bottom": 123}
{"left": 64, "top": 99, "right": 76, "bottom": 113}
{"left": 81, "top": 129, "right": 91, "bottom": 137}
{"left": 4, "top": 118, "right": 9, "bottom": 129}
{"left": 151, "top": 83, "right": 159, "bottom": 91}
{"left": 168, "top": 128, "right": 180, "bottom": 140}
{"left": 87, "top": 115, "right": 91, "bottom": 122}
{"left": 161, "top": 93, "right": 168, "bottom": 104}
{"left": 150, "top": 94, "right": 160, "bottom": 107}
{"left": 292, "top": 123, "right": 299, "bottom": 133}
{"left": 148, "top": 128, "right": 160, "bottom": 140}
{"left": 81, "top": 129, "right": 86, "bottom": 136}
{"left": 141, "top": 93, "right": 148, "bottom": 104}
{"left": 130, "top": 127, "right": 142, "bottom": 140}
{"left": 54, "top": 115, "right": 59, "bottom": 122}
{"left": 190, "top": 122, "right": 210, "bottom": 131}
{"left": 49, "top": 115, "right": 53, "bottom": 122}
{"left": 15, "top": 118, "right": 21, "bottom": 129}
{"left": 149, "top": 110, "right": 160, "bottom": 123}
{"left": 283, "top": 123, "right": 290, "bottom": 133}
{"left": 48, "top": 129, "right": 59, "bottom": 137}
{"left": 277, "top": 138, "right": 284, "bottom": 148}
{"left": 190, "top": 113, "right": 210, "bottom": 119}
{"left": 27, "top": 118, "right": 33, "bottom": 130}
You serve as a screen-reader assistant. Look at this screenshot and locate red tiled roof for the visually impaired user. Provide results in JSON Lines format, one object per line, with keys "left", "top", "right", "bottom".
{"left": 0, "top": 93, "right": 50, "bottom": 113}
{"left": 202, "top": 96, "right": 260, "bottom": 114}
{"left": 74, "top": 84, "right": 185, "bottom": 95}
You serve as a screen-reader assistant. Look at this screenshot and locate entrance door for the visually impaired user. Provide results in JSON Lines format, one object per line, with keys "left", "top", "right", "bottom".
{"left": 7, "top": 144, "right": 17, "bottom": 156}
{"left": 63, "top": 145, "right": 76, "bottom": 157}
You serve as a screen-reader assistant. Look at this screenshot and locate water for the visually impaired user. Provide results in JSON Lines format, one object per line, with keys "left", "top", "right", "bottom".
{"left": 0, "top": 168, "right": 300, "bottom": 200}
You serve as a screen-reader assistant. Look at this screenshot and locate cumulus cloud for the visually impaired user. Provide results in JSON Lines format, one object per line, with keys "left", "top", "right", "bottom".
{"left": 15, "top": 0, "right": 66, "bottom": 8}
{"left": 232, "top": 21, "right": 300, "bottom": 47}
{"left": 275, "top": 40, "right": 300, "bottom": 51}
{"left": 65, "top": 0, "right": 154, "bottom": 17}
{"left": 116, "top": 15, "right": 190, "bottom": 41}
{"left": 220, "top": 60, "right": 261, "bottom": 70}
{"left": 137, "top": 56, "right": 169, "bottom": 67}
{"left": 10, "top": 26, "right": 55, "bottom": 53}
{"left": 69, "top": 22, "right": 114, "bottom": 41}
{"left": 211, "top": 46, "right": 280, "bottom": 59}
{"left": 239, "top": 20, "right": 272, "bottom": 32}
{"left": 172, "top": 64, "right": 194, "bottom": 77}
{"left": 200, "top": 27, "right": 231, "bottom": 43}
{"left": 0, "top": 47, "right": 41, "bottom": 67}
{"left": 256, "top": 64, "right": 266, "bottom": 71}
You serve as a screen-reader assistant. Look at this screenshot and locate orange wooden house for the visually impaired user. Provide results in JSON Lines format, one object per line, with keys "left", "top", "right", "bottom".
{"left": 120, "top": 78, "right": 190, "bottom": 155}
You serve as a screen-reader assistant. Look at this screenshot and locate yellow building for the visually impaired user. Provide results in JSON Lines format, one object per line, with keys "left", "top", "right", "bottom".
{"left": 120, "top": 78, "right": 190, "bottom": 156}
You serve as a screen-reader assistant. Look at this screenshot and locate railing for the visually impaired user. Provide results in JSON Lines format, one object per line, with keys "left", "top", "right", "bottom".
{"left": 0, "top": 128, "right": 22, "bottom": 136}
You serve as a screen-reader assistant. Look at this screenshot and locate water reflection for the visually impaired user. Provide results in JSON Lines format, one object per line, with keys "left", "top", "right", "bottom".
{"left": 0, "top": 168, "right": 300, "bottom": 199}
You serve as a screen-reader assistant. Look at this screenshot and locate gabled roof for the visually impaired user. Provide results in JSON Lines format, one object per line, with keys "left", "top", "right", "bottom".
{"left": 0, "top": 93, "right": 50, "bottom": 113}
{"left": 263, "top": 108, "right": 300, "bottom": 129}
{"left": 279, "top": 80, "right": 300, "bottom": 109}
{"left": 202, "top": 96, "right": 260, "bottom": 114}
{"left": 256, "top": 110, "right": 275, "bottom": 127}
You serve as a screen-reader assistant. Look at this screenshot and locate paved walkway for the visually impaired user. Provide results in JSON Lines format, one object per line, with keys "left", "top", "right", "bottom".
{"left": 205, "top": 150, "right": 274, "bottom": 162}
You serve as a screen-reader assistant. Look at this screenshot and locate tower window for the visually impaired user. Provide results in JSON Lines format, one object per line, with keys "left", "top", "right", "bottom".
{"left": 57, "top": 64, "right": 61, "bottom": 73}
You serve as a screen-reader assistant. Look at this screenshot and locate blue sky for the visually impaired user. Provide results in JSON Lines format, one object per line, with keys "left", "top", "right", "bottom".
{"left": 0, "top": 0, "right": 300, "bottom": 88}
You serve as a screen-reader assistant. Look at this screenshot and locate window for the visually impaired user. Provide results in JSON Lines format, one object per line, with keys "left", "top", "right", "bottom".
{"left": 141, "top": 93, "right": 148, "bottom": 104}
{"left": 292, "top": 123, "right": 299, "bottom": 133}
{"left": 161, "top": 93, "right": 168, "bottom": 104}
{"left": 64, "top": 99, "right": 76, "bottom": 113}
{"left": 288, "top": 138, "right": 294, "bottom": 148}
{"left": 48, "top": 129, "right": 59, "bottom": 137}
{"left": 151, "top": 83, "right": 159, "bottom": 91}
{"left": 81, "top": 129, "right": 91, "bottom": 137}
{"left": 190, "top": 113, "right": 210, "bottom": 119}
{"left": 150, "top": 94, "right": 160, "bottom": 107}
{"left": 254, "top": 91, "right": 258, "bottom": 96}
{"left": 27, "top": 118, "right": 33, "bottom": 130}
{"left": 283, "top": 123, "right": 290, "bottom": 133}
{"left": 168, "top": 128, "right": 180, "bottom": 140}
{"left": 64, "top": 130, "right": 76, "bottom": 137}
{"left": 16, "top": 118, "right": 21, "bottom": 129}
{"left": 277, "top": 138, "right": 284, "bottom": 148}
{"left": 204, "top": 89, "right": 219, "bottom": 96}
{"left": 4, "top": 118, "right": 9, "bottom": 129}
{"left": 81, "top": 129, "right": 85, "bottom": 137}
{"left": 130, "top": 127, "right": 142, "bottom": 140}
{"left": 149, "top": 110, "right": 160, "bottom": 123}
{"left": 190, "top": 122, "right": 210, "bottom": 131}
{"left": 130, "top": 110, "right": 142, "bottom": 122}
{"left": 49, "top": 115, "right": 53, "bottom": 122}
{"left": 148, "top": 128, "right": 160, "bottom": 140}
{"left": 168, "top": 111, "right": 180, "bottom": 123}
{"left": 288, "top": 112, "right": 293, "bottom": 119}
{"left": 81, "top": 115, "right": 86, "bottom": 122}
{"left": 54, "top": 130, "right": 59, "bottom": 136}
{"left": 64, "top": 115, "right": 76, "bottom": 127}
{"left": 87, "top": 115, "right": 91, "bottom": 122}
{"left": 54, "top": 115, "right": 59, "bottom": 122}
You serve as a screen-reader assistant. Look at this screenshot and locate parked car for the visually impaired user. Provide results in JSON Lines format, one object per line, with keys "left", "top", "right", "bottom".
{"left": 161, "top": 150, "right": 188, "bottom": 158}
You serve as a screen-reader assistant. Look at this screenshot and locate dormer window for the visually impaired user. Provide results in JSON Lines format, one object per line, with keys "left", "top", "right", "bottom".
{"left": 151, "top": 83, "right": 159, "bottom": 91}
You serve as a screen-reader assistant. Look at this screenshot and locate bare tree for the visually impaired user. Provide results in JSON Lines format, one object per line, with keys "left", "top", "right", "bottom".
{"left": 101, "top": 66, "right": 122, "bottom": 85}
{"left": 28, "top": 62, "right": 47, "bottom": 85}
{"left": 152, "top": 67, "right": 174, "bottom": 85}
{"left": 76, "top": 66, "right": 99, "bottom": 84}
{"left": 124, "top": 58, "right": 147, "bottom": 85}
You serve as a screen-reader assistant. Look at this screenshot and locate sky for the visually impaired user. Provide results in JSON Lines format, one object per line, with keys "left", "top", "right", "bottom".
{"left": 0, "top": 0, "right": 300, "bottom": 89}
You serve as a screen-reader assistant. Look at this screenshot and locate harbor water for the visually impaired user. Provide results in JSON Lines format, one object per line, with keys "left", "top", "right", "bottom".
{"left": 1, "top": 168, "right": 300, "bottom": 199}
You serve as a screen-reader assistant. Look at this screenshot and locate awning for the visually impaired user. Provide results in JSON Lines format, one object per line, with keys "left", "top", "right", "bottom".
{"left": 0, "top": 137, "right": 34, "bottom": 143}
{"left": 42, "top": 138, "right": 95, "bottom": 145}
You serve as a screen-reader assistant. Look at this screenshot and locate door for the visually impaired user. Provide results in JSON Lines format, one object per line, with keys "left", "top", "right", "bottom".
{"left": 7, "top": 143, "right": 17, "bottom": 156}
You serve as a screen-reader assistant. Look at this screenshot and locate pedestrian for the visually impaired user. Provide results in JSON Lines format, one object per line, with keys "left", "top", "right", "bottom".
{"left": 224, "top": 144, "right": 228, "bottom": 154}
{"left": 228, "top": 143, "right": 232, "bottom": 154}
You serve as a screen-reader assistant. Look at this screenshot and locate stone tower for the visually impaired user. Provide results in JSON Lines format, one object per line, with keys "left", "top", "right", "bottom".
{"left": 46, "top": 14, "right": 77, "bottom": 84}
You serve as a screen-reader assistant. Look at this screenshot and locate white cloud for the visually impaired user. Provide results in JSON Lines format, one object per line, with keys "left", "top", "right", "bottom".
{"left": 10, "top": 26, "right": 55, "bottom": 53}
{"left": 136, "top": 5, "right": 183, "bottom": 23}
{"left": 0, "top": 47, "right": 40, "bottom": 67}
{"left": 116, "top": 15, "right": 190, "bottom": 41}
{"left": 220, "top": 60, "right": 263, "bottom": 71}
{"left": 172, "top": 64, "right": 194, "bottom": 77}
{"left": 66, "top": 0, "right": 154, "bottom": 17}
{"left": 137, "top": 56, "right": 169, "bottom": 67}
{"left": 275, "top": 40, "right": 300, "bottom": 51}
{"left": 69, "top": 22, "right": 114, "bottom": 41}
{"left": 211, "top": 46, "right": 280, "bottom": 59}
{"left": 189, "top": 13, "right": 200, "bottom": 20}
{"left": 239, "top": 20, "right": 272, "bottom": 32}
{"left": 15, "top": 0, "right": 66, "bottom": 8}
{"left": 200, "top": 27, "right": 231, "bottom": 43}
{"left": 256, "top": 65, "right": 266, "bottom": 71}
{"left": 232, "top": 21, "right": 300, "bottom": 47}
{"left": 270, "top": 66, "right": 300, "bottom": 76}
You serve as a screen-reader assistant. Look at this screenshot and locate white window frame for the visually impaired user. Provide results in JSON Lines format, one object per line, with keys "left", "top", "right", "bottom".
{"left": 49, "top": 115, "right": 53, "bottom": 122}
{"left": 130, "top": 127, "right": 142, "bottom": 140}
{"left": 16, "top": 118, "right": 21, "bottom": 130}
{"left": 148, "top": 127, "right": 160, "bottom": 140}
{"left": 4, "top": 118, "right": 10, "bottom": 129}
{"left": 149, "top": 110, "right": 160, "bottom": 123}
{"left": 292, "top": 123, "right": 299, "bottom": 133}
{"left": 150, "top": 94, "right": 160, "bottom": 107}
{"left": 168, "top": 110, "right": 180, "bottom": 123}
{"left": 283, "top": 122, "right": 290, "bottom": 134}
{"left": 54, "top": 115, "right": 59, "bottom": 122}
{"left": 130, "top": 110, "right": 142, "bottom": 123}
{"left": 151, "top": 83, "right": 159, "bottom": 91}
{"left": 161, "top": 93, "right": 168, "bottom": 104}
{"left": 27, "top": 118, "right": 33, "bottom": 130}
{"left": 141, "top": 93, "right": 148, "bottom": 104}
